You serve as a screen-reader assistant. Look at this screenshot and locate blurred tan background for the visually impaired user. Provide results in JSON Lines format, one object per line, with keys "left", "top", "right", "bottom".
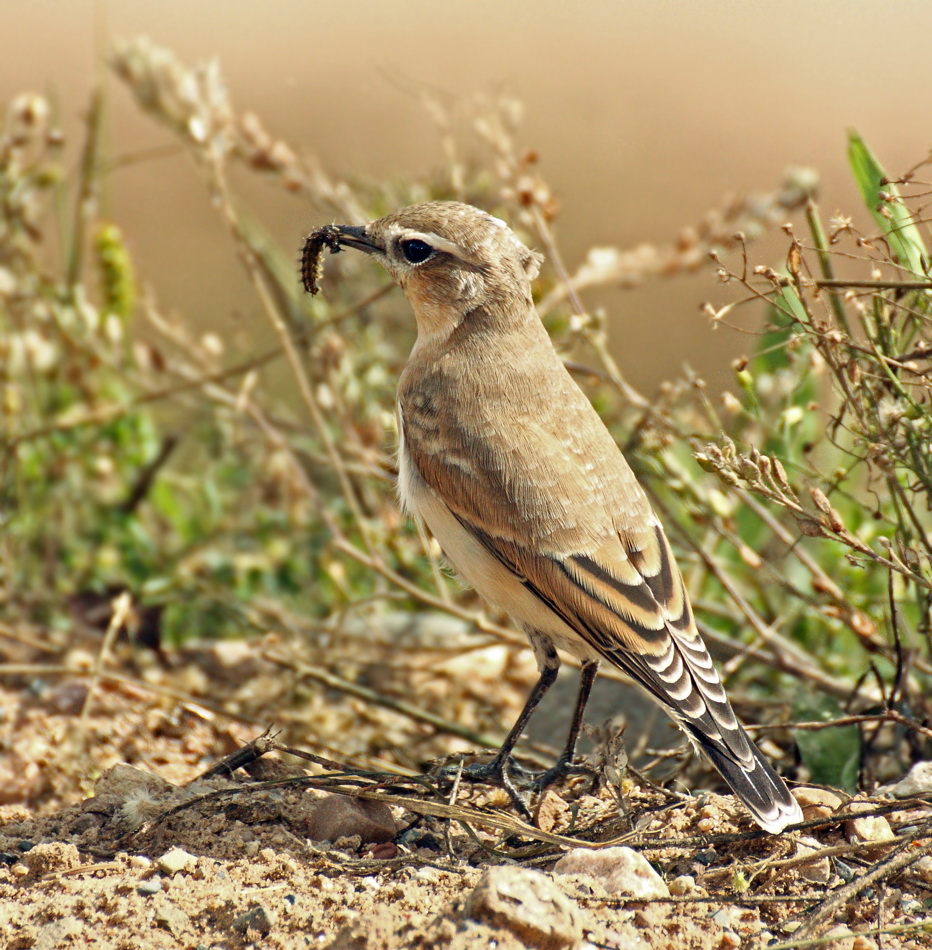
{"left": 4, "top": 0, "right": 932, "bottom": 389}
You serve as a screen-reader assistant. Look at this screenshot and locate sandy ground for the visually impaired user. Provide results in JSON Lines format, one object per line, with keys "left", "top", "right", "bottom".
{"left": 2, "top": 638, "right": 932, "bottom": 950}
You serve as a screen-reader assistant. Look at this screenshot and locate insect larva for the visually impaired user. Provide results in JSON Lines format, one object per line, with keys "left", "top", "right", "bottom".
{"left": 299, "top": 224, "right": 343, "bottom": 295}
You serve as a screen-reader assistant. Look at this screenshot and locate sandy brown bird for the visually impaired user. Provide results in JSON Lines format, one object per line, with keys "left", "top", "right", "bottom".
{"left": 305, "top": 201, "right": 802, "bottom": 833}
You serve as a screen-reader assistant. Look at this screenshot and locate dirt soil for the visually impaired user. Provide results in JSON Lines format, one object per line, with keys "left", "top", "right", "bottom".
{"left": 2, "top": 637, "right": 932, "bottom": 950}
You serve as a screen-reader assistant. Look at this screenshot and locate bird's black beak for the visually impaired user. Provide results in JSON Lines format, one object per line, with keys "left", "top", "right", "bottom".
{"left": 331, "top": 224, "right": 383, "bottom": 256}
{"left": 300, "top": 223, "right": 384, "bottom": 294}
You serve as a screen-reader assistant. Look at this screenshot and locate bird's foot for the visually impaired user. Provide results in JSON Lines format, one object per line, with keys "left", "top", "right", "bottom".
{"left": 432, "top": 754, "right": 537, "bottom": 818}
{"left": 434, "top": 753, "right": 597, "bottom": 821}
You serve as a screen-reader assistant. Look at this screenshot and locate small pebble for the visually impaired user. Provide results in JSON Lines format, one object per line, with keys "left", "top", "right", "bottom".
{"left": 795, "top": 836, "right": 831, "bottom": 885}
{"left": 834, "top": 858, "right": 856, "bottom": 882}
{"left": 136, "top": 878, "right": 163, "bottom": 896}
{"left": 792, "top": 786, "right": 844, "bottom": 820}
{"left": 844, "top": 813, "right": 894, "bottom": 847}
{"left": 157, "top": 847, "right": 195, "bottom": 876}
{"left": 668, "top": 875, "right": 700, "bottom": 897}
{"left": 231, "top": 905, "right": 272, "bottom": 936}
{"left": 464, "top": 865, "right": 582, "bottom": 950}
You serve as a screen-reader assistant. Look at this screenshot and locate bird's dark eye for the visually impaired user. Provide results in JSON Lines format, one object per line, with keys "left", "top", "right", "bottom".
{"left": 400, "top": 239, "right": 434, "bottom": 264}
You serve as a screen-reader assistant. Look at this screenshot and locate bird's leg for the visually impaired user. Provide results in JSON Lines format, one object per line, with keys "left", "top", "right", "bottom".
{"left": 531, "top": 659, "right": 600, "bottom": 792}
{"left": 458, "top": 659, "right": 560, "bottom": 817}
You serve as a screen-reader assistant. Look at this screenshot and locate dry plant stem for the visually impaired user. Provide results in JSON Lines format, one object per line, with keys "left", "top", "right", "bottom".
{"left": 701, "top": 421, "right": 931, "bottom": 594}
{"left": 804, "top": 200, "right": 851, "bottom": 335}
{"left": 739, "top": 491, "right": 846, "bottom": 605}
{"left": 749, "top": 709, "right": 932, "bottom": 742}
{"left": 704, "top": 834, "right": 929, "bottom": 885}
{"left": 415, "top": 517, "right": 455, "bottom": 605}
{"left": 528, "top": 204, "right": 586, "bottom": 319}
{"left": 192, "top": 729, "right": 280, "bottom": 781}
{"left": 740, "top": 491, "right": 908, "bottom": 661}
{"left": 66, "top": 81, "right": 103, "bottom": 291}
{"left": 78, "top": 591, "right": 132, "bottom": 724}
{"left": 444, "top": 759, "right": 465, "bottom": 860}
{"left": 272, "top": 744, "right": 419, "bottom": 779}
{"left": 202, "top": 147, "right": 377, "bottom": 558}
{"left": 9, "top": 331, "right": 294, "bottom": 448}
{"left": 573, "top": 893, "right": 853, "bottom": 907}
{"left": 766, "top": 922, "right": 932, "bottom": 950}
{"left": 0, "top": 622, "right": 59, "bottom": 652}
{"left": 693, "top": 620, "right": 781, "bottom": 672}
{"left": 528, "top": 203, "right": 652, "bottom": 415}
{"left": 792, "top": 816, "right": 932, "bottom": 940}
{"left": 814, "top": 278, "right": 932, "bottom": 290}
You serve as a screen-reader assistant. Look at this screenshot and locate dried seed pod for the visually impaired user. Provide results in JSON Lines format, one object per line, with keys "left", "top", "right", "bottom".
{"left": 797, "top": 518, "right": 825, "bottom": 538}
{"left": 737, "top": 456, "right": 761, "bottom": 482}
{"left": 809, "top": 486, "right": 833, "bottom": 515}
{"left": 299, "top": 225, "right": 344, "bottom": 295}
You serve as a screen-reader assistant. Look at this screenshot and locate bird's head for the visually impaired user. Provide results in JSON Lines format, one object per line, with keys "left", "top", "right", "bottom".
{"left": 315, "top": 201, "right": 543, "bottom": 344}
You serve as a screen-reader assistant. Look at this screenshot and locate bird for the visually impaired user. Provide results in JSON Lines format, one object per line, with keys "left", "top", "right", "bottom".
{"left": 302, "top": 200, "right": 803, "bottom": 834}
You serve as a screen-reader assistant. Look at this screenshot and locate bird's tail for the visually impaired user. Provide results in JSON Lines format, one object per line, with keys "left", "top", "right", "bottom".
{"left": 687, "top": 726, "right": 802, "bottom": 833}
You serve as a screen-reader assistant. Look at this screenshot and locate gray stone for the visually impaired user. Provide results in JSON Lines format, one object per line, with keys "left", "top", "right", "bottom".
{"left": 553, "top": 846, "right": 670, "bottom": 899}
{"left": 879, "top": 761, "right": 932, "bottom": 798}
{"left": 463, "top": 865, "right": 582, "bottom": 950}
{"left": 152, "top": 894, "right": 190, "bottom": 936}
{"left": 231, "top": 905, "right": 273, "bottom": 936}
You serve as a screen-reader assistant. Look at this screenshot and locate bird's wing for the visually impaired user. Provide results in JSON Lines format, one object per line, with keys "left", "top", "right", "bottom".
{"left": 402, "top": 401, "right": 754, "bottom": 768}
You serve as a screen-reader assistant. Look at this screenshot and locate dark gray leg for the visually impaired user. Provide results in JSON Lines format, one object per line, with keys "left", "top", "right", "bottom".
{"left": 460, "top": 661, "right": 560, "bottom": 816}
{"left": 532, "top": 658, "right": 599, "bottom": 791}
{"left": 457, "top": 647, "right": 601, "bottom": 817}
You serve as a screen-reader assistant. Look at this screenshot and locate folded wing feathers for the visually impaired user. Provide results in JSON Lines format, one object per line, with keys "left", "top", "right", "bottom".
{"left": 458, "top": 504, "right": 748, "bottom": 757}
{"left": 555, "top": 527, "right": 802, "bottom": 831}
{"left": 563, "top": 525, "right": 753, "bottom": 764}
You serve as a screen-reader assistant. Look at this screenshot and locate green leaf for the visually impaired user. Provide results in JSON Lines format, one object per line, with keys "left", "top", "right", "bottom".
{"left": 847, "top": 130, "right": 928, "bottom": 277}
{"left": 793, "top": 694, "right": 861, "bottom": 791}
